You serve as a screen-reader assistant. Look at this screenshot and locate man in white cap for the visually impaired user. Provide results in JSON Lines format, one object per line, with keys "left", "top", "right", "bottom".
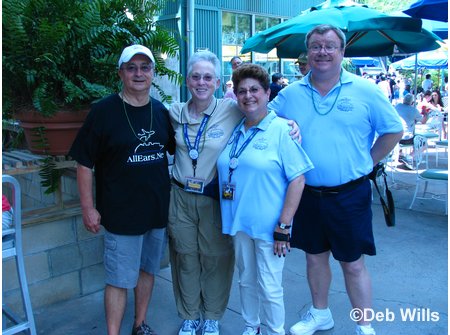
{"left": 69, "top": 44, "right": 175, "bottom": 335}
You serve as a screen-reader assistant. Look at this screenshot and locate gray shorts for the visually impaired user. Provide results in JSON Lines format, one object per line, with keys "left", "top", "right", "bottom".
{"left": 104, "top": 228, "right": 167, "bottom": 289}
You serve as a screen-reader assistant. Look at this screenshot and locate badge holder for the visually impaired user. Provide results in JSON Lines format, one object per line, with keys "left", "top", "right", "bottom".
{"left": 184, "top": 177, "right": 205, "bottom": 194}
{"left": 222, "top": 182, "right": 236, "bottom": 200}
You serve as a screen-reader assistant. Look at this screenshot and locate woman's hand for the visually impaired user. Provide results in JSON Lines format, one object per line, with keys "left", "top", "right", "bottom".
{"left": 273, "top": 226, "right": 290, "bottom": 257}
{"left": 287, "top": 120, "right": 302, "bottom": 143}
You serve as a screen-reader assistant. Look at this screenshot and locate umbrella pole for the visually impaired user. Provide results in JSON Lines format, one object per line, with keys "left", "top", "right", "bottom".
{"left": 414, "top": 54, "right": 418, "bottom": 98}
{"left": 437, "top": 69, "right": 441, "bottom": 91}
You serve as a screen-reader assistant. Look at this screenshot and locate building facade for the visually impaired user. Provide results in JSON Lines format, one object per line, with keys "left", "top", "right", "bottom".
{"left": 156, "top": 0, "right": 322, "bottom": 101}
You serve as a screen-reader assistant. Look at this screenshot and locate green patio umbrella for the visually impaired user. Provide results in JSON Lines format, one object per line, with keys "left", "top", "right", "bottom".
{"left": 241, "top": 0, "right": 442, "bottom": 58}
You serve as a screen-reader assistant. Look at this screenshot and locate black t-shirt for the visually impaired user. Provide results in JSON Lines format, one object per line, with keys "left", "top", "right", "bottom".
{"left": 69, "top": 94, "right": 175, "bottom": 235}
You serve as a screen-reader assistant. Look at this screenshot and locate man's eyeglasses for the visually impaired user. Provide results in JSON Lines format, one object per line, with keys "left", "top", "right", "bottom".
{"left": 190, "top": 74, "right": 216, "bottom": 82}
{"left": 122, "top": 64, "right": 153, "bottom": 73}
{"left": 237, "top": 86, "right": 263, "bottom": 97}
{"left": 308, "top": 44, "right": 340, "bottom": 54}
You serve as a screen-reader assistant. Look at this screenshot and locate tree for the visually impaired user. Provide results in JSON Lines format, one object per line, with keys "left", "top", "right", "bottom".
{"left": 355, "top": 0, "right": 412, "bottom": 14}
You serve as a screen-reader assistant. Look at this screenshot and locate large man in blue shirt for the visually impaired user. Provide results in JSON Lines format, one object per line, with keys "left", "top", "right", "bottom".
{"left": 269, "top": 24, "right": 403, "bottom": 335}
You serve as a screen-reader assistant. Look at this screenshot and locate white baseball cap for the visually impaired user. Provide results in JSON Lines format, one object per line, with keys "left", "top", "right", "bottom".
{"left": 118, "top": 45, "right": 155, "bottom": 67}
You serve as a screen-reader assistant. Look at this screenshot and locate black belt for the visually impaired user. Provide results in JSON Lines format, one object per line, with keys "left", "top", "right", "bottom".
{"left": 172, "top": 178, "right": 185, "bottom": 189}
{"left": 305, "top": 175, "right": 369, "bottom": 196}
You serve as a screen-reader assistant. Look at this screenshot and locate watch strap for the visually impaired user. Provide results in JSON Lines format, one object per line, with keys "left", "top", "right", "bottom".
{"left": 278, "top": 222, "right": 292, "bottom": 229}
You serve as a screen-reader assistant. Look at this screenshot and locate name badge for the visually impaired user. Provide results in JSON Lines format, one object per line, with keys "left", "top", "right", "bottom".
{"left": 184, "top": 177, "right": 205, "bottom": 194}
{"left": 222, "top": 183, "right": 236, "bottom": 200}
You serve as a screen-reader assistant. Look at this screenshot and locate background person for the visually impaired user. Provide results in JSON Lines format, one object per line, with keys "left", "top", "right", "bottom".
{"left": 421, "top": 73, "right": 433, "bottom": 92}
{"left": 224, "top": 80, "right": 237, "bottom": 100}
{"left": 217, "top": 63, "right": 313, "bottom": 335}
{"left": 2, "top": 194, "right": 13, "bottom": 242}
{"left": 430, "top": 90, "right": 444, "bottom": 111}
{"left": 296, "top": 53, "right": 310, "bottom": 77}
{"left": 69, "top": 45, "right": 175, "bottom": 335}
{"left": 230, "top": 56, "right": 243, "bottom": 71}
{"left": 269, "top": 24, "right": 403, "bottom": 335}
{"left": 396, "top": 93, "right": 427, "bottom": 142}
{"left": 430, "top": 90, "right": 446, "bottom": 138}
{"left": 395, "top": 93, "right": 426, "bottom": 168}
{"left": 377, "top": 74, "right": 391, "bottom": 101}
{"left": 269, "top": 72, "right": 284, "bottom": 101}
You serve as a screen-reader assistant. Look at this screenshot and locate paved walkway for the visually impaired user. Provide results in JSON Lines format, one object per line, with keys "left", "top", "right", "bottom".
{"left": 33, "top": 149, "right": 448, "bottom": 335}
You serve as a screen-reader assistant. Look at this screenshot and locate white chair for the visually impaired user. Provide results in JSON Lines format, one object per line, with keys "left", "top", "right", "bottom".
{"left": 409, "top": 135, "right": 448, "bottom": 214}
{"left": 434, "top": 139, "right": 448, "bottom": 166}
{"left": 2, "top": 175, "right": 37, "bottom": 335}
{"left": 381, "top": 147, "right": 398, "bottom": 184}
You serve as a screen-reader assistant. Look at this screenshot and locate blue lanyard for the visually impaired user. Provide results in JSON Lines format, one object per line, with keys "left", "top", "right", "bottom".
{"left": 229, "top": 128, "right": 260, "bottom": 159}
{"left": 227, "top": 127, "right": 260, "bottom": 182}
{"left": 183, "top": 114, "right": 210, "bottom": 153}
{"left": 183, "top": 101, "right": 217, "bottom": 177}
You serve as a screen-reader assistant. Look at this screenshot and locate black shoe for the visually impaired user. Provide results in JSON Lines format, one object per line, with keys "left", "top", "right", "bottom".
{"left": 132, "top": 321, "right": 157, "bottom": 335}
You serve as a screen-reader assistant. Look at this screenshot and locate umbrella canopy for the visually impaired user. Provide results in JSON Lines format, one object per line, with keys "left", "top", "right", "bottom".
{"left": 403, "top": 0, "right": 448, "bottom": 22}
{"left": 241, "top": 0, "right": 442, "bottom": 58}
{"left": 390, "top": 49, "right": 448, "bottom": 70}
{"left": 421, "top": 18, "right": 448, "bottom": 39}
{"left": 350, "top": 57, "right": 380, "bottom": 67}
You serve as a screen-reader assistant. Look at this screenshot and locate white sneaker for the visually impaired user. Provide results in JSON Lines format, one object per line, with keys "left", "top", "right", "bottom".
{"left": 179, "top": 319, "right": 201, "bottom": 335}
{"left": 289, "top": 307, "right": 334, "bottom": 335}
{"left": 202, "top": 319, "right": 219, "bottom": 335}
{"left": 242, "top": 325, "right": 262, "bottom": 335}
{"left": 356, "top": 324, "right": 376, "bottom": 335}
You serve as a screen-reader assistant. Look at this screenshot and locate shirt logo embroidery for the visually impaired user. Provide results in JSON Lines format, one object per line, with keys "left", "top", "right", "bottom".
{"left": 253, "top": 138, "right": 268, "bottom": 150}
{"left": 207, "top": 124, "right": 224, "bottom": 139}
{"left": 337, "top": 97, "right": 353, "bottom": 112}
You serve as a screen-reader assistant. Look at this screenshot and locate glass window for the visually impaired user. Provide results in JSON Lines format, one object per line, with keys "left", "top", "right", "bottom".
{"left": 252, "top": 16, "right": 282, "bottom": 78}
{"left": 222, "top": 12, "right": 251, "bottom": 84}
{"left": 255, "top": 16, "right": 280, "bottom": 34}
{"left": 222, "top": 12, "right": 250, "bottom": 46}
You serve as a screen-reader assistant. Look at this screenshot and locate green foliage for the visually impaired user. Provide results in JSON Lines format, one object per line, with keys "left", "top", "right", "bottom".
{"left": 39, "top": 156, "right": 63, "bottom": 194}
{"left": 2, "top": 0, "right": 182, "bottom": 117}
{"left": 355, "top": 0, "right": 413, "bottom": 14}
{"left": 32, "top": 126, "right": 63, "bottom": 194}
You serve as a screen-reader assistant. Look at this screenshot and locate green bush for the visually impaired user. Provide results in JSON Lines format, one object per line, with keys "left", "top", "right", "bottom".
{"left": 2, "top": 0, "right": 182, "bottom": 118}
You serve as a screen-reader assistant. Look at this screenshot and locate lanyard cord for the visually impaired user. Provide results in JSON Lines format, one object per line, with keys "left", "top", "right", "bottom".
{"left": 183, "top": 100, "right": 218, "bottom": 177}
{"left": 227, "top": 126, "right": 260, "bottom": 183}
{"left": 309, "top": 72, "right": 342, "bottom": 116}
{"left": 122, "top": 95, "right": 153, "bottom": 142}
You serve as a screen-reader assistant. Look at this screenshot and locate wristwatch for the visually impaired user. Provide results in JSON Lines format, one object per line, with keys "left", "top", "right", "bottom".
{"left": 278, "top": 222, "right": 292, "bottom": 230}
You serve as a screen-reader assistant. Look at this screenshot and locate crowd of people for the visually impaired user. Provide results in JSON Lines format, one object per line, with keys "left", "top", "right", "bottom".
{"left": 71, "top": 24, "right": 409, "bottom": 335}
{"left": 364, "top": 71, "right": 449, "bottom": 168}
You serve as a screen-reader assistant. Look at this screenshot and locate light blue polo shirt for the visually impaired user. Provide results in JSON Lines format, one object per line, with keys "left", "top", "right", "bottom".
{"left": 217, "top": 111, "right": 313, "bottom": 242}
{"left": 268, "top": 69, "right": 403, "bottom": 187}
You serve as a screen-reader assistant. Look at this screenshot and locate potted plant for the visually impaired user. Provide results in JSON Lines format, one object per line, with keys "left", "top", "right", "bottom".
{"left": 2, "top": 0, "right": 182, "bottom": 192}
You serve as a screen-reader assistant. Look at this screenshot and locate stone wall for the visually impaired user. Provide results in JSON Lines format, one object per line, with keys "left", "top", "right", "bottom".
{"left": 2, "top": 171, "right": 105, "bottom": 311}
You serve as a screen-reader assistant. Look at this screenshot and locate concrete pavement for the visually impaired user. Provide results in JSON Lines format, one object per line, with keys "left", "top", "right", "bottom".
{"left": 32, "top": 150, "right": 448, "bottom": 335}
